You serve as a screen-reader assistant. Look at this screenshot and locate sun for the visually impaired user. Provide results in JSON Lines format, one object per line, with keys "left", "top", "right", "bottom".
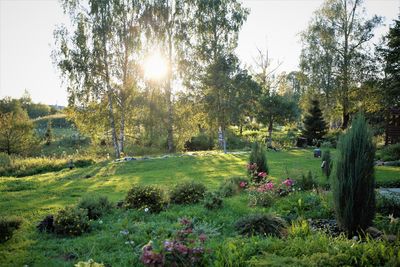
{"left": 143, "top": 52, "right": 168, "bottom": 81}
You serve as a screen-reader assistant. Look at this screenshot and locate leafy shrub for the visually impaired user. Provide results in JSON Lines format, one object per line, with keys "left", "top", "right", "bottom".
{"left": 235, "top": 214, "right": 286, "bottom": 237}
{"left": 333, "top": 113, "right": 376, "bottom": 235}
{"left": 218, "top": 176, "right": 248, "bottom": 197}
{"left": 380, "top": 143, "right": 400, "bottom": 161}
{"left": 170, "top": 181, "right": 206, "bottom": 205}
{"left": 184, "top": 133, "right": 213, "bottom": 151}
{"left": 77, "top": 196, "right": 113, "bottom": 220}
{"left": 203, "top": 192, "right": 223, "bottom": 210}
{"left": 125, "top": 185, "right": 166, "bottom": 213}
{"left": 321, "top": 150, "right": 333, "bottom": 179}
{"left": 0, "top": 216, "right": 22, "bottom": 243}
{"left": 249, "top": 142, "right": 269, "bottom": 174}
{"left": 296, "top": 171, "right": 316, "bottom": 190}
{"left": 248, "top": 190, "right": 276, "bottom": 207}
{"left": 74, "top": 159, "right": 95, "bottom": 168}
{"left": 376, "top": 192, "right": 400, "bottom": 217}
{"left": 53, "top": 206, "right": 90, "bottom": 236}
{"left": 0, "top": 152, "right": 11, "bottom": 168}
{"left": 37, "top": 215, "right": 55, "bottom": 233}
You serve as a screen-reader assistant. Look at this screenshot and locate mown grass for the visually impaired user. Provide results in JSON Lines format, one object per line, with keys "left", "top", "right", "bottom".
{"left": 0, "top": 149, "right": 399, "bottom": 266}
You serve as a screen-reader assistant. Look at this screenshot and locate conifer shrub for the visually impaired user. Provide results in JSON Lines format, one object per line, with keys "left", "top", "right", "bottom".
{"left": 297, "top": 171, "right": 316, "bottom": 190}
{"left": 302, "top": 99, "right": 327, "bottom": 145}
{"left": 332, "top": 114, "right": 376, "bottom": 235}
{"left": 321, "top": 150, "right": 333, "bottom": 180}
{"left": 249, "top": 142, "right": 269, "bottom": 174}
{"left": 125, "top": 185, "right": 166, "bottom": 213}
{"left": 0, "top": 216, "right": 22, "bottom": 243}
{"left": 170, "top": 181, "right": 206, "bottom": 205}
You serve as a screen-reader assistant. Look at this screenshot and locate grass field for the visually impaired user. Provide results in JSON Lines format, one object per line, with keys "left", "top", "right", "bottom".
{"left": 0, "top": 149, "right": 399, "bottom": 266}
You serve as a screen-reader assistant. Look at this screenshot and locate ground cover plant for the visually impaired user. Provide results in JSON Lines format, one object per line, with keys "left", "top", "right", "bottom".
{"left": 0, "top": 150, "right": 399, "bottom": 266}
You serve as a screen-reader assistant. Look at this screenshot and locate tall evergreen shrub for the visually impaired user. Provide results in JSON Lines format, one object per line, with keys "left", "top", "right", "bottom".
{"left": 249, "top": 142, "right": 269, "bottom": 173}
{"left": 303, "top": 99, "right": 327, "bottom": 145}
{"left": 321, "top": 150, "right": 333, "bottom": 179}
{"left": 332, "top": 114, "right": 376, "bottom": 235}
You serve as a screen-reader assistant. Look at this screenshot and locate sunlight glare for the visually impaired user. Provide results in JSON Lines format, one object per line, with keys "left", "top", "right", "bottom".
{"left": 143, "top": 52, "right": 168, "bottom": 81}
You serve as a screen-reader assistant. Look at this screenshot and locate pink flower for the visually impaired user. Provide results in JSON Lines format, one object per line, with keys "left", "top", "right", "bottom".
{"left": 199, "top": 233, "right": 207, "bottom": 243}
{"left": 258, "top": 172, "right": 267, "bottom": 178}
{"left": 266, "top": 182, "right": 274, "bottom": 190}
{"left": 282, "top": 178, "right": 294, "bottom": 187}
{"left": 256, "top": 182, "right": 274, "bottom": 192}
{"left": 239, "top": 181, "right": 247, "bottom": 188}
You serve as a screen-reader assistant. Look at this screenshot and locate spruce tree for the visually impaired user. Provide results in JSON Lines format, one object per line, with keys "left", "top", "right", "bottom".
{"left": 332, "top": 113, "right": 376, "bottom": 235}
{"left": 303, "top": 99, "right": 327, "bottom": 145}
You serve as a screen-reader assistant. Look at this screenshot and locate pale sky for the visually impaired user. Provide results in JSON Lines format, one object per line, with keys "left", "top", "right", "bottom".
{"left": 1, "top": 0, "right": 399, "bottom": 105}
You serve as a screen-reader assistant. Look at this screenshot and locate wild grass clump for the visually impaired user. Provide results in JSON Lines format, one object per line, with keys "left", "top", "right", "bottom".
{"left": 235, "top": 214, "right": 286, "bottom": 237}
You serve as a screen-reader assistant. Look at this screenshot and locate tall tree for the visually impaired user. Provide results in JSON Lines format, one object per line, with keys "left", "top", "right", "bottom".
{"left": 54, "top": 0, "right": 146, "bottom": 158}
{"left": 303, "top": 99, "right": 328, "bottom": 144}
{"left": 380, "top": 15, "right": 400, "bottom": 109}
{"left": 300, "top": 0, "right": 382, "bottom": 129}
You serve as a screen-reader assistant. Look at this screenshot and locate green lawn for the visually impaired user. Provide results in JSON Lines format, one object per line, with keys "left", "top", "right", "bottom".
{"left": 0, "top": 149, "right": 399, "bottom": 266}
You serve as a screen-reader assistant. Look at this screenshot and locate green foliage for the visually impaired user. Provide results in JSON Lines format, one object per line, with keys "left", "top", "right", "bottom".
{"left": 235, "top": 214, "right": 287, "bottom": 237}
{"left": 77, "top": 196, "right": 113, "bottom": 220}
{"left": 333, "top": 114, "right": 376, "bottom": 235}
{"left": 203, "top": 191, "right": 223, "bottom": 210}
{"left": 0, "top": 156, "right": 94, "bottom": 177}
{"left": 170, "top": 181, "right": 207, "bottom": 205}
{"left": 184, "top": 133, "right": 214, "bottom": 151}
{"left": 53, "top": 206, "right": 90, "bottom": 236}
{"left": 0, "top": 152, "right": 11, "bottom": 168}
{"left": 248, "top": 191, "right": 275, "bottom": 207}
{"left": 302, "top": 99, "right": 327, "bottom": 145}
{"left": 218, "top": 176, "right": 247, "bottom": 197}
{"left": 34, "top": 114, "right": 71, "bottom": 129}
{"left": 0, "top": 109, "right": 38, "bottom": 155}
{"left": 321, "top": 150, "right": 333, "bottom": 179}
{"left": 0, "top": 216, "right": 22, "bottom": 243}
{"left": 44, "top": 119, "right": 53, "bottom": 145}
{"left": 125, "top": 185, "right": 166, "bottom": 213}
{"left": 379, "top": 143, "right": 400, "bottom": 161}
{"left": 376, "top": 192, "right": 400, "bottom": 217}
{"left": 288, "top": 220, "right": 312, "bottom": 238}
{"left": 297, "top": 171, "right": 316, "bottom": 190}
{"left": 249, "top": 142, "right": 269, "bottom": 174}
{"left": 75, "top": 259, "right": 104, "bottom": 267}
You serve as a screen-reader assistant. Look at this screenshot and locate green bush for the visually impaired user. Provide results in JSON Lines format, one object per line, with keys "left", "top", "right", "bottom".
{"left": 184, "top": 133, "right": 214, "bottom": 151}
{"left": 296, "top": 171, "right": 316, "bottom": 190}
{"left": 53, "top": 206, "right": 90, "bottom": 236}
{"left": 77, "top": 196, "right": 113, "bottom": 220}
{"left": 0, "top": 217, "right": 22, "bottom": 243}
{"left": 248, "top": 191, "right": 275, "bottom": 207}
{"left": 218, "top": 176, "right": 248, "bottom": 197}
{"left": 125, "top": 185, "right": 166, "bottom": 213}
{"left": 74, "top": 159, "right": 95, "bottom": 168}
{"left": 235, "top": 214, "right": 286, "bottom": 237}
{"left": 380, "top": 143, "right": 400, "bottom": 161}
{"left": 376, "top": 192, "right": 400, "bottom": 217}
{"left": 203, "top": 192, "right": 223, "bottom": 210}
{"left": 249, "top": 142, "right": 269, "bottom": 174}
{"left": 0, "top": 152, "right": 11, "bottom": 168}
{"left": 321, "top": 150, "right": 333, "bottom": 180}
{"left": 333, "top": 113, "right": 376, "bottom": 235}
{"left": 170, "top": 181, "right": 206, "bottom": 205}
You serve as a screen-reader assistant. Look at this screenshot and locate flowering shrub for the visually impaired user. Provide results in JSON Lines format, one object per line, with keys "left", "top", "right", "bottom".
{"left": 170, "top": 181, "right": 206, "bottom": 205}
{"left": 125, "top": 185, "right": 166, "bottom": 213}
{"left": 247, "top": 162, "right": 269, "bottom": 183}
{"left": 53, "top": 206, "right": 90, "bottom": 236}
{"left": 140, "top": 218, "right": 211, "bottom": 266}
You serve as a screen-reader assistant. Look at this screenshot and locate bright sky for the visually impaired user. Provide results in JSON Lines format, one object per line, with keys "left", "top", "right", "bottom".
{"left": 0, "top": 0, "right": 399, "bottom": 105}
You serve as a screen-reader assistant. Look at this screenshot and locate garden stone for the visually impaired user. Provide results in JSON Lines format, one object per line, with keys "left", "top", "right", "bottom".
{"left": 365, "top": 227, "right": 382, "bottom": 239}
